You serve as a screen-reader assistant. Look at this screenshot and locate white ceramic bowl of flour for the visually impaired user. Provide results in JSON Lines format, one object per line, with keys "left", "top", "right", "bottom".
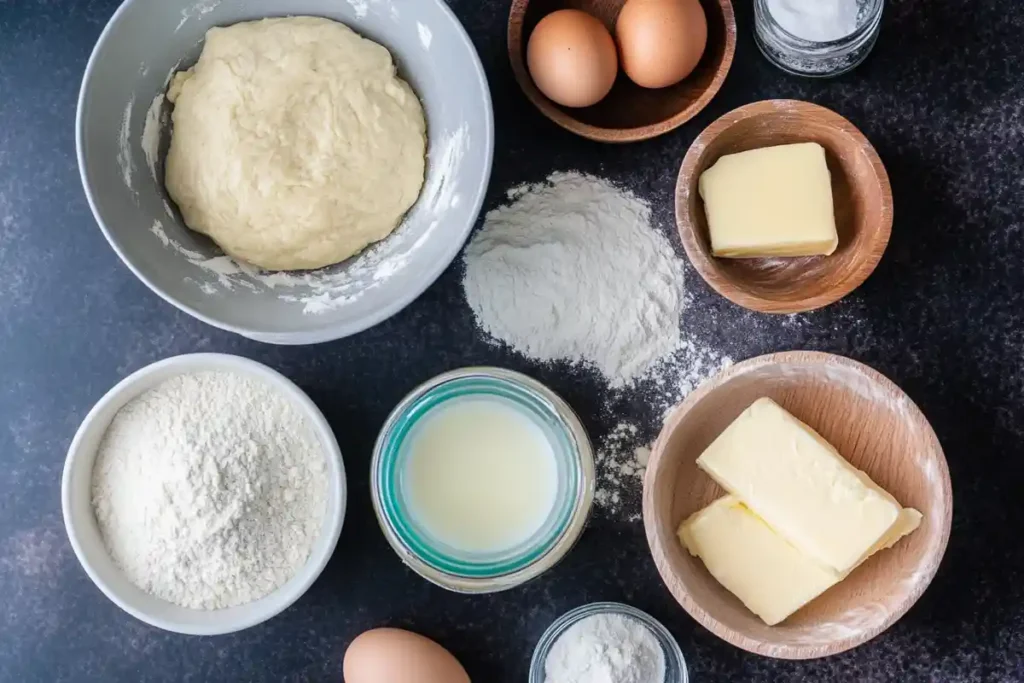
{"left": 61, "top": 353, "right": 346, "bottom": 635}
{"left": 76, "top": 0, "right": 493, "bottom": 344}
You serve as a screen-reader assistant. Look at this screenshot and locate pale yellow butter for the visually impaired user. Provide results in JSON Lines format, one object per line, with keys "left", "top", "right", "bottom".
{"left": 679, "top": 496, "right": 922, "bottom": 626}
{"left": 696, "top": 397, "right": 901, "bottom": 574}
{"left": 698, "top": 142, "right": 838, "bottom": 258}
{"left": 680, "top": 496, "right": 840, "bottom": 626}
{"left": 866, "top": 506, "right": 923, "bottom": 556}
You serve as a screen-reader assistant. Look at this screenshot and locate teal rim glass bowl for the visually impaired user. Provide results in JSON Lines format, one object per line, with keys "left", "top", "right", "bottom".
{"left": 371, "top": 367, "right": 595, "bottom": 593}
{"left": 529, "top": 602, "right": 689, "bottom": 683}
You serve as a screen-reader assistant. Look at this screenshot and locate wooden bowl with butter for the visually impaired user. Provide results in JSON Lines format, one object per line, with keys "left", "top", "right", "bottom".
{"left": 675, "top": 100, "right": 893, "bottom": 313}
{"left": 642, "top": 351, "right": 952, "bottom": 659}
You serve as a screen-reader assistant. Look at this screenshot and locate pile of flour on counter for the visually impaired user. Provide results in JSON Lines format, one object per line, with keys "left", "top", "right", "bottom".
{"left": 463, "top": 171, "right": 685, "bottom": 388}
{"left": 461, "top": 171, "right": 731, "bottom": 518}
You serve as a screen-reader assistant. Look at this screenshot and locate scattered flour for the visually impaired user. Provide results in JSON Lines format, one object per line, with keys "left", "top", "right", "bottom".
{"left": 116, "top": 95, "right": 135, "bottom": 191}
{"left": 594, "top": 340, "right": 733, "bottom": 518}
{"left": 175, "top": 0, "right": 221, "bottom": 32}
{"left": 345, "top": 0, "right": 369, "bottom": 18}
{"left": 141, "top": 93, "right": 164, "bottom": 182}
{"left": 417, "top": 22, "right": 433, "bottom": 49}
{"left": 1, "top": 523, "right": 64, "bottom": 579}
{"left": 344, "top": 0, "right": 400, "bottom": 20}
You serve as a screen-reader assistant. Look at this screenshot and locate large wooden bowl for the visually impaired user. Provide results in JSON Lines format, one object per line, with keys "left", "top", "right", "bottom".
{"left": 643, "top": 351, "right": 952, "bottom": 659}
{"left": 508, "top": 0, "right": 736, "bottom": 143}
{"left": 676, "top": 100, "right": 893, "bottom": 313}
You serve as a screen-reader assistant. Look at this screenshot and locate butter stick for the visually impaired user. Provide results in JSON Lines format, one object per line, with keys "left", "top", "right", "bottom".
{"left": 680, "top": 496, "right": 839, "bottom": 626}
{"left": 698, "top": 142, "right": 838, "bottom": 258}
{"left": 679, "top": 497, "right": 921, "bottom": 626}
{"left": 696, "top": 397, "right": 902, "bottom": 574}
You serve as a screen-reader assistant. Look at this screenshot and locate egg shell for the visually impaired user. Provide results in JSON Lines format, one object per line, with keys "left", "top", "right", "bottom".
{"left": 343, "top": 628, "right": 470, "bottom": 683}
{"left": 616, "top": 0, "right": 708, "bottom": 89}
{"left": 526, "top": 9, "right": 619, "bottom": 108}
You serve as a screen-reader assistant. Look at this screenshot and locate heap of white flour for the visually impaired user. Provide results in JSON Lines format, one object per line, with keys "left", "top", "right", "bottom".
{"left": 462, "top": 171, "right": 685, "bottom": 388}
{"left": 91, "top": 371, "right": 328, "bottom": 610}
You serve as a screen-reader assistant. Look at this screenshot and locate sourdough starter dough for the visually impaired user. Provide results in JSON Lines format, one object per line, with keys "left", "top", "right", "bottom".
{"left": 165, "top": 17, "right": 427, "bottom": 271}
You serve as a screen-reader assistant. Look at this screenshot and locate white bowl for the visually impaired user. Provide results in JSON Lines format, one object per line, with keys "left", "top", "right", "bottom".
{"left": 61, "top": 353, "right": 347, "bottom": 635}
{"left": 77, "top": 0, "right": 494, "bottom": 344}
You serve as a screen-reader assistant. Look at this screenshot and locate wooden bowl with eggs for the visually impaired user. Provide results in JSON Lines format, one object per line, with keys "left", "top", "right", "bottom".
{"left": 508, "top": 0, "right": 736, "bottom": 142}
{"left": 642, "top": 351, "right": 952, "bottom": 659}
{"left": 676, "top": 100, "right": 894, "bottom": 313}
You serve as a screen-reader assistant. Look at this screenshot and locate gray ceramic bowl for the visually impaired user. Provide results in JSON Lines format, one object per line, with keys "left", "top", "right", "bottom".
{"left": 77, "top": 0, "right": 493, "bottom": 344}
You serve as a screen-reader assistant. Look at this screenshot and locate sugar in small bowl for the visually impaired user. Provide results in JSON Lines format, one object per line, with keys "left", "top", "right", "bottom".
{"left": 529, "top": 602, "right": 688, "bottom": 683}
{"left": 371, "top": 367, "right": 595, "bottom": 593}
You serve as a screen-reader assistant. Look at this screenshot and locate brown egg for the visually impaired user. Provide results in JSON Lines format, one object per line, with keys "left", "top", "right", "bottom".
{"left": 343, "top": 628, "right": 470, "bottom": 683}
{"left": 526, "top": 9, "right": 618, "bottom": 108}
{"left": 616, "top": 0, "right": 708, "bottom": 89}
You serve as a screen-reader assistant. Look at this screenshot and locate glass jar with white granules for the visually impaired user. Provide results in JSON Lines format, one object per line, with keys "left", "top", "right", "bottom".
{"left": 754, "top": 0, "right": 884, "bottom": 77}
{"left": 529, "top": 602, "right": 688, "bottom": 683}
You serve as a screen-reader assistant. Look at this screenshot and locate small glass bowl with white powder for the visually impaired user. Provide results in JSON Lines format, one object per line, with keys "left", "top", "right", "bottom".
{"left": 529, "top": 602, "right": 688, "bottom": 683}
{"left": 372, "top": 367, "right": 594, "bottom": 593}
{"left": 61, "top": 353, "right": 346, "bottom": 635}
{"left": 754, "top": 0, "right": 884, "bottom": 77}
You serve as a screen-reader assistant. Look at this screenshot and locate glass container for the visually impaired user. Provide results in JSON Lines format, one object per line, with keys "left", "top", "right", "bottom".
{"left": 371, "top": 367, "right": 595, "bottom": 593}
{"left": 754, "top": 0, "right": 884, "bottom": 77}
{"left": 529, "top": 602, "right": 689, "bottom": 683}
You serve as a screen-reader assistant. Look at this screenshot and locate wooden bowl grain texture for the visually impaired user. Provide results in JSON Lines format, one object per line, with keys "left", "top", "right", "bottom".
{"left": 642, "top": 351, "right": 952, "bottom": 659}
{"left": 507, "top": 0, "right": 736, "bottom": 142}
{"left": 676, "top": 100, "right": 893, "bottom": 313}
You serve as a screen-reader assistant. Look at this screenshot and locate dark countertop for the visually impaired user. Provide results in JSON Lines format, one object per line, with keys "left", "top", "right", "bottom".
{"left": 2, "top": 0, "right": 1023, "bottom": 680}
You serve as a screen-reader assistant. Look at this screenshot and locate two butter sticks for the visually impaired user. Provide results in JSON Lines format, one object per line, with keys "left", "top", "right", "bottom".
{"left": 678, "top": 397, "right": 921, "bottom": 626}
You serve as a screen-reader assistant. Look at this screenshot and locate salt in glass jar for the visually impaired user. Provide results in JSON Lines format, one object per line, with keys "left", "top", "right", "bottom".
{"left": 754, "top": 0, "right": 884, "bottom": 77}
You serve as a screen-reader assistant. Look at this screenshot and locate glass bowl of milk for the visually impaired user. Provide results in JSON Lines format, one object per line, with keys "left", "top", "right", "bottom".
{"left": 371, "top": 367, "right": 595, "bottom": 592}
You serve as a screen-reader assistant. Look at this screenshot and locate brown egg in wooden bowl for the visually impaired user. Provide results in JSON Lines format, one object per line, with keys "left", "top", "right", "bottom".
{"left": 507, "top": 0, "right": 736, "bottom": 142}
{"left": 676, "top": 100, "right": 893, "bottom": 313}
{"left": 642, "top": 351, "right": 952, "bottom": 659}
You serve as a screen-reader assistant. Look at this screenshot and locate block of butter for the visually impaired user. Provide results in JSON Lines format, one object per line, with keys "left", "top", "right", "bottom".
{"left": 698, "top": 142, "right": 838, "bottom": 258}
{"left": 680, "top": 496, "right": 840, "bottom": 626}
{"left": 696, "top": 397, "right": 902, "bottom": 574}
{"left": 679, "top": 496, "right": 921, "bottom": 626}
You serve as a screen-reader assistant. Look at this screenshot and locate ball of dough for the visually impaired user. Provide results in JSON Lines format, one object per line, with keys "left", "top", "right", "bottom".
{"left": 165, "top": 17, "right": 427, "bottom": 271}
